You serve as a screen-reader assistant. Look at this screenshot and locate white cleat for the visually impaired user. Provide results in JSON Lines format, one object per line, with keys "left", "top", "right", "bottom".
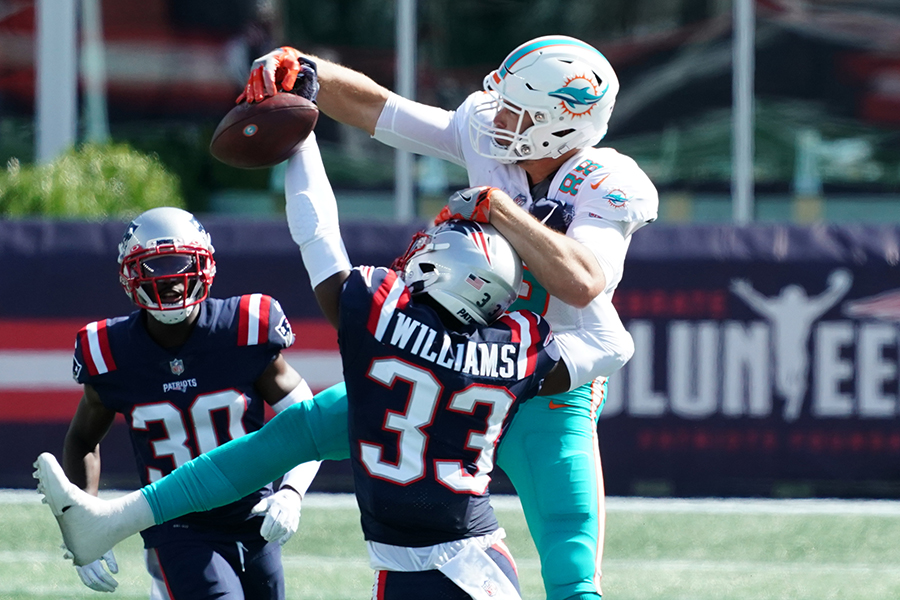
{"left": 33, "top": 452, "right": 118, "bottom": 566}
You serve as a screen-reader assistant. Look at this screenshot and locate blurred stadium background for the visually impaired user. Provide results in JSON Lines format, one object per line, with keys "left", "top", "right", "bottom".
{"left": 2, "top": 0, "right": 900, "bottom": 597}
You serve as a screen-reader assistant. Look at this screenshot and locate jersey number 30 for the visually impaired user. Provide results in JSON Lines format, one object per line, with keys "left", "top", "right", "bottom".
{"left": 360, "top": 358, "right": 514, "bottom": 494}
{"left": 131, "top": 390, "right": 247, "bottom": 482}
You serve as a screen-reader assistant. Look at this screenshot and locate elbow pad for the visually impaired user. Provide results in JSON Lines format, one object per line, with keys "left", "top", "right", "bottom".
{"left": 284, "top": 134, "right": 352, "bottom": 287}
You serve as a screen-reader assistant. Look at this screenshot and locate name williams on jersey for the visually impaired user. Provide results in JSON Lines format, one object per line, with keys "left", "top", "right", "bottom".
{"left": 388, "top": 313, "right": 524, "bottom": 380}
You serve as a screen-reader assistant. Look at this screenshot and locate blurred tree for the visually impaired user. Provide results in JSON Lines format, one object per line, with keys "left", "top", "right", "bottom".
{"left": 0, "top": 143, "right": 185, "bottom": 218}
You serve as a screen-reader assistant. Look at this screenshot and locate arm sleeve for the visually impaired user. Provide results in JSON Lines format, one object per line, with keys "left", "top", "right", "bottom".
{"left": 284, "top": 134, "right": 352, "bottom": 287}
{"left": 373, "top": 93, "right": 467, "bottom": 166}
{"left": 548, "top": 153, "right": 656, "bottom": 387}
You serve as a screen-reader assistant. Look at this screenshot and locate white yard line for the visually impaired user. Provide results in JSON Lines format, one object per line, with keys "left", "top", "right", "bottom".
{"left": 7, "top": 489, "right": 900, "bottom": 516}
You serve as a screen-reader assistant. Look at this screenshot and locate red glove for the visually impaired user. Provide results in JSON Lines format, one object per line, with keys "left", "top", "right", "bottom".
{"left": 237, "top": 47, "right": 317, "bottom": 104}
{"left": 434, "top": 186, "right": 496, "bottom": 225}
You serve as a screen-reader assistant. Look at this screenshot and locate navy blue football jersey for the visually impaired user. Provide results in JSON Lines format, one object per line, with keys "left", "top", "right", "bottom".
{"left": 72, "top": 294, "right": 295, "bottom": 546}
{"left": 339, "top": 267, "right": 558, "bottom": 547}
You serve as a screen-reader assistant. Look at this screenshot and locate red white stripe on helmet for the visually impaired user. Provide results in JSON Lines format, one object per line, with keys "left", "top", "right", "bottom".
{"left": 470, "top": 229, "right": 492, "bottom": 266}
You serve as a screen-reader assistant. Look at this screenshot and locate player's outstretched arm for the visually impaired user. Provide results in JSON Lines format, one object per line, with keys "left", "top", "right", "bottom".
{"left": 313, "top": 54, "right": 390, "bottom": 136}
{"left": 481, "top": 189, "right": 607, "bottom": 308}
{"left": 312, "top": 271, "right": 350, "bottom": 329}
{"left": 239, "top": 47, "right": 389, "bottom": 136}
{"left": 254, "top": 355, "right": 325, "bottom": 545}
{"left": 284, "top": 134, "right": 353, "bottom": 329}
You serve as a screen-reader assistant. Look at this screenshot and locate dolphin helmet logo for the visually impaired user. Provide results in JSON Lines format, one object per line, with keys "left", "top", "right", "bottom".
{"left": 548, "top": 74, "right": 608, "bottom": 117}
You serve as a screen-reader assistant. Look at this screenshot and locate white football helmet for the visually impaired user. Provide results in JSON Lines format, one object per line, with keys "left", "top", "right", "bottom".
{"left": 469, "top": 35, "right": 619, "bottom": 163}
{"left": 118, "top": 207, "right": 216, "bottom": 325}
{"left": 395, "top": 220, "right": 523, "bottom": 326}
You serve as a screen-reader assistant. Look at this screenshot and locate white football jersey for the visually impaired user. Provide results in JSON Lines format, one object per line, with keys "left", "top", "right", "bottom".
{"left": 374, "top": 91, "right": 659, "bottom": 388}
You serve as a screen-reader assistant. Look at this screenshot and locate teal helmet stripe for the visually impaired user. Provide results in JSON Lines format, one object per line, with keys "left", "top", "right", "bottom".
{"left": 498, "top": 37, "right": 603, "bottom": 78}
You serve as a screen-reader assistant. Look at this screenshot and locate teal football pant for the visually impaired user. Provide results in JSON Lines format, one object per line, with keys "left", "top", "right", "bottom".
{"left": 142, "top": 379, "right": 607, "bottom": 600}
{"left": 496, "top": 379, "right": 607, "bottom": 600}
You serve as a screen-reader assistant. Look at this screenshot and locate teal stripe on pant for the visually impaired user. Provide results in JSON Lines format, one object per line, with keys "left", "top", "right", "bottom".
{"left": 142, "top": 383, "right": 350, "bottom": 524}
{"left": 497, "top": 381, "right": 606, "bottom": 600}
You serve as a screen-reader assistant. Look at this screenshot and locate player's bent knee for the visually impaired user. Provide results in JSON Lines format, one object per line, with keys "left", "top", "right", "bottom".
{"left": 541, "top": 536, "right": 601, "bottom": 600}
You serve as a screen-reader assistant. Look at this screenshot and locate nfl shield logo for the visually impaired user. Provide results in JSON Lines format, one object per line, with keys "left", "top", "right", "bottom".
{"left": 482, "top": 580, "right": 498, "bottom": 597}
{"left": 169, "top": 359, "right": 185, "bottom": 376}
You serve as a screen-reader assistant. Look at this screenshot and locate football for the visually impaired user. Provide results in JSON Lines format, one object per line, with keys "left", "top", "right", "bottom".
{"left": 209, "top": 93, "right": 319, "bottom": 169}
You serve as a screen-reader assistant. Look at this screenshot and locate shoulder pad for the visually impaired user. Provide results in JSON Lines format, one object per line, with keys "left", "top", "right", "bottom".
{"left": 237, "top": 293, "right": 294, "bottom": 348}
{"left": 74, "top": 320, "right": 118, "bottom": 378}
{"left": 346, "top": 267, "right": 411, "bottom": 342}
{"left": 496, "top": 310, "right": 554, "bottom": 379}
{"left": 559, "top": 150, "right": 659, "bottom": 225}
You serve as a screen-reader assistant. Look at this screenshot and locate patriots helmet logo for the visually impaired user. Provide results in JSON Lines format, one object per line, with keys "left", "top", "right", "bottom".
{"left": 442, "top": 220, "right": 483, "bottom": 236}
{"left": 441, "top": 220, "right": 493, "bottom": 265}
{"left": 189, "top": 216, "right": 208, "bottom": 236}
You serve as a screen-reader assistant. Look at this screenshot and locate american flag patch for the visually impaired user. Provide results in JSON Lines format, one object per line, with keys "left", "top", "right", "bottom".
{"left": 466, "top": 273, "right": 485, "bottom": 290}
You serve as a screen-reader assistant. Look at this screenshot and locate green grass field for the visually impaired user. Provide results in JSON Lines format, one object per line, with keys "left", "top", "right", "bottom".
{"left": 2, "top": 491, "right": 899, "bottom": 599}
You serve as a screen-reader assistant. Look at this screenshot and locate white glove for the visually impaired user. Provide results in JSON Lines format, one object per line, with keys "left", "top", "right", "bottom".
{"left": 251, "top": 488, "right": 303, "bottom": 545}
{"left": 75, "top": 550, "right": 119, "bottom": 592}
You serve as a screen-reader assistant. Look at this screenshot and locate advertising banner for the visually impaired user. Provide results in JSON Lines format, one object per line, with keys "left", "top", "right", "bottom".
{"left": 599, "top": 225, "right": 900, "bottom": 498}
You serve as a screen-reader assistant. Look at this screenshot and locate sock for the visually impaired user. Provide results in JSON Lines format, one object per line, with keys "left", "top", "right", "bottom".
{"left": 107, "top": 490, "right": 156, "bottom": 539}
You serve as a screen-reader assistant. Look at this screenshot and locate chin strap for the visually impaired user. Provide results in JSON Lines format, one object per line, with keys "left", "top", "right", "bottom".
{"left": 146, "top": 304, "right": 196, "bottom": 325}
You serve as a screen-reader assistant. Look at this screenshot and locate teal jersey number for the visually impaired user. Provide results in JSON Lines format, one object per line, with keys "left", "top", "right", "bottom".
{"left": 510, "top": 267, "right": 550, "bottom": 316}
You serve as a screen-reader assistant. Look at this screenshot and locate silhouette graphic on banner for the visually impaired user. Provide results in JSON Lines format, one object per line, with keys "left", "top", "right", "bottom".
{"left": 730, "top": 269, "right": 853, "bottom": 421}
